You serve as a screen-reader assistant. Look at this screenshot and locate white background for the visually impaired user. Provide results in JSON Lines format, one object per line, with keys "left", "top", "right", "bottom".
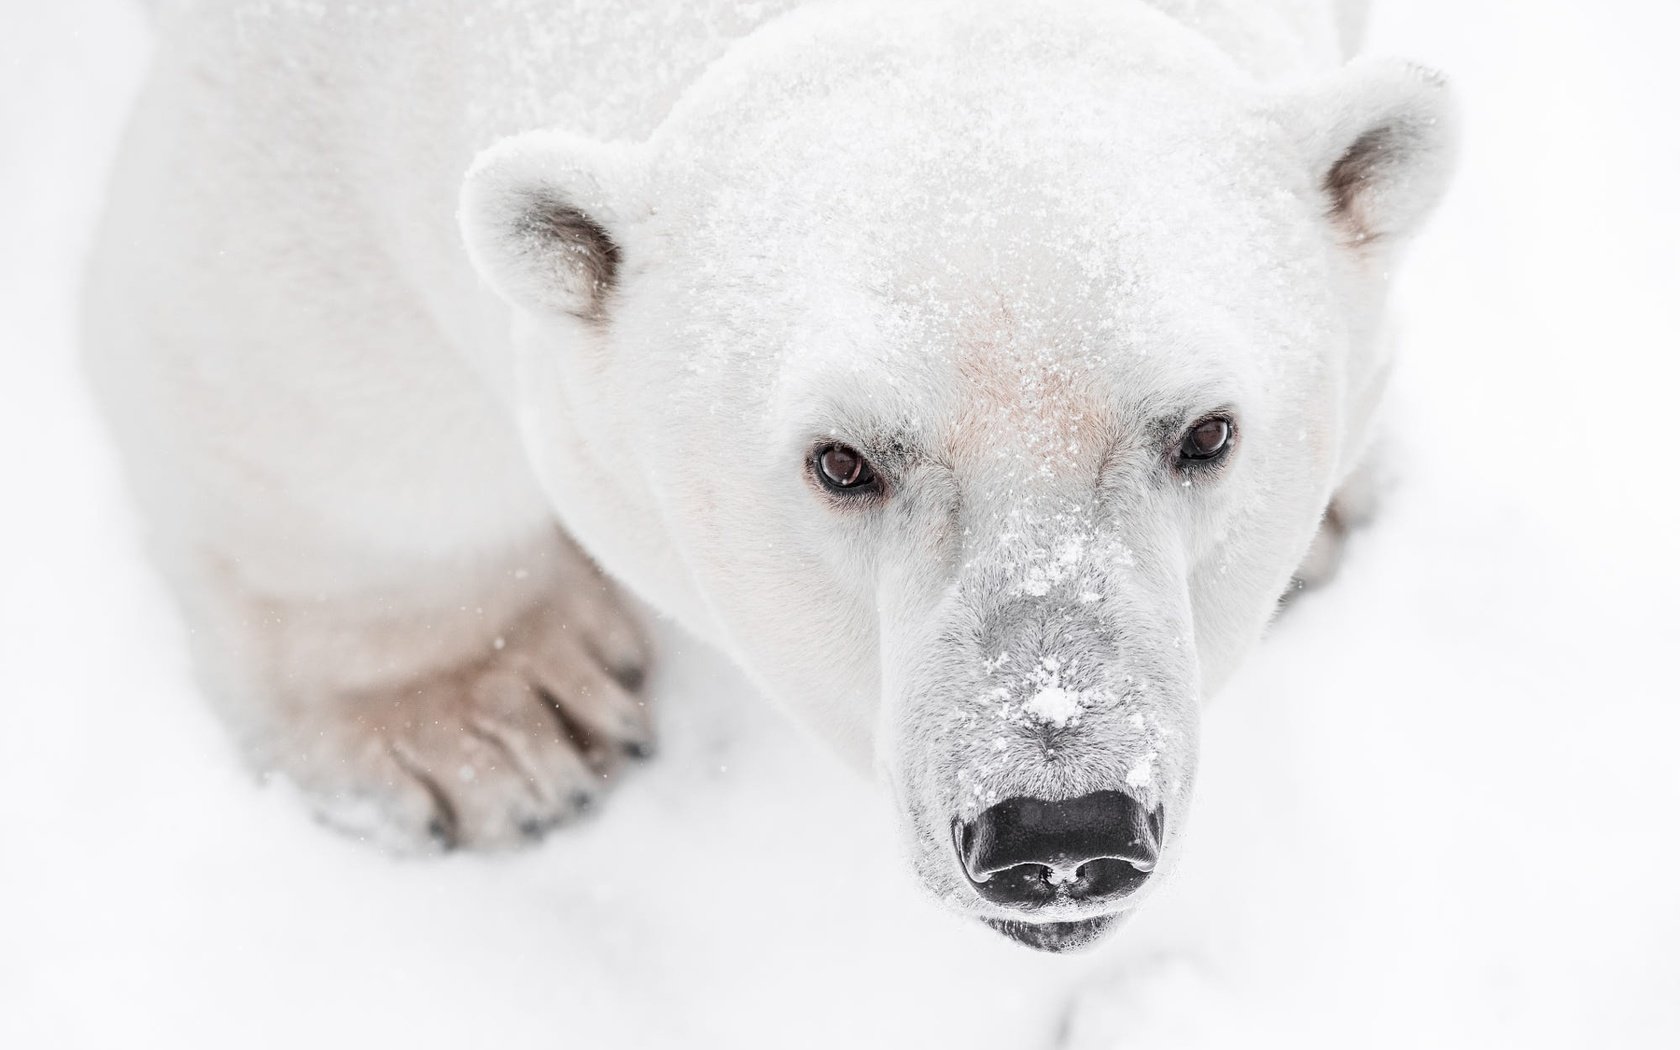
{"left": 2, "top": 2, "right": 1676, "bottom": 1047}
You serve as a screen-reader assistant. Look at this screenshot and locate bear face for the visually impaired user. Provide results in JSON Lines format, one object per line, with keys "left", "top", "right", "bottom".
{"left": 460, "top": 0, "right": 1455, "bottom": 949}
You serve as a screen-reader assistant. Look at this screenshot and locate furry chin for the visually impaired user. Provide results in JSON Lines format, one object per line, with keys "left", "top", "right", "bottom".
{"left": 982, "top": 914, "right": 1122, "bottom": 953}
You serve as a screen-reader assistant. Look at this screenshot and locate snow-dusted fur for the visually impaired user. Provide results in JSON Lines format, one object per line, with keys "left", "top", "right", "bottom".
{"left": 84, "top": 0, "right": 1454, "bottom": 940}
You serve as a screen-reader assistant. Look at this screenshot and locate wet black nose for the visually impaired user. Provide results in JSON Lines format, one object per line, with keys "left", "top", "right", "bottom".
{"left": 954, "top": 791, "right": 1164, "bottom": 908}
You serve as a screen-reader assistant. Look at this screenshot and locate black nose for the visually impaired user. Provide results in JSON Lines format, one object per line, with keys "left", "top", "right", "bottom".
{"left": 954, "top": 791, "right": 1164, "bottom": 908}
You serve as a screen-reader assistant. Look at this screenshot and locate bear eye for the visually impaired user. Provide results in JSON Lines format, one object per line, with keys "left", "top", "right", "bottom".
{"left": 812, "top": 443, "right": 879, "bottom": 495}
{"left": 1178, "top": 415, "right": 1234, "bottom": 465}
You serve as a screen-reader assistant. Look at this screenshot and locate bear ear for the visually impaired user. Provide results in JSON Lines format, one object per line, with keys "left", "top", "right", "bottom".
{"left": 458, "top": 129, "right": 648, "bottom": 323}
{"left": 1283, "top": 57, "right": 1460, "bottom": 249}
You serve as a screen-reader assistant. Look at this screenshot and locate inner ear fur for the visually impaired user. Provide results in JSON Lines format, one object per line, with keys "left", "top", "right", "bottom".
{"left": 1288, "top": 57, "right": 1460, "bottom": 247}
{"left": 458, "top": 129, "right": 645, "bottom": 323}
{"left": 508, "top": 191, "right": 621, "bottom": 322}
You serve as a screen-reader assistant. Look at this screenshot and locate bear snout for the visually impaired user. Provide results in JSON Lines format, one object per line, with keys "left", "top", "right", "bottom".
{"left": 953, "top": 789, "right": 1163, "bottom": 910}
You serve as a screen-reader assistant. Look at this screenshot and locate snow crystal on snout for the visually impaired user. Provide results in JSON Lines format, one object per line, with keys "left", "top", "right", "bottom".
{"left": 1125, "top": 750, "right": 1159, "bottom": 790}
{"left": 1023, "top": 684, "right": 1081, "bottom": 728}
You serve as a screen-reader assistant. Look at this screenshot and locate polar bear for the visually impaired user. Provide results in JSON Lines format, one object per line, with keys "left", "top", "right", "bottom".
{"left": 84, "top": 0, "right": 1454, "bottom": 951}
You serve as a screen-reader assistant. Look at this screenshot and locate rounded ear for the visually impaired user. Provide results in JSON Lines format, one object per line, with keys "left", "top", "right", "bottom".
{"left": 1282, "top": 57, "right": 1460, "bottom": 248}
{"left": 458, "top": 129, "right": 648, "bottom": 323}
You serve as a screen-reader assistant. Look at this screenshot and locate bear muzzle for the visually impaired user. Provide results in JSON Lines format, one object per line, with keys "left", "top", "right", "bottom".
{"left": 953, "top": 788, "right": 1164, "bottom": 952}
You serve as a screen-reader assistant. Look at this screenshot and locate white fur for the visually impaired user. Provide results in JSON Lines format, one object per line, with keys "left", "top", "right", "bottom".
{"left": 86, "top": 0, "right": 1455, "bottom": 936}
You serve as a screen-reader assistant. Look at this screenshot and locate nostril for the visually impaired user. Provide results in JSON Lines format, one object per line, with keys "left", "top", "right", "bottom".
{"left": 956, "top": 790, "right": 1164, "bottom": 907}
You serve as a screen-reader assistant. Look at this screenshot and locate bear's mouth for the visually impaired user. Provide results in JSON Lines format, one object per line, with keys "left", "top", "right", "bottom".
{"left": 982, "top": 915, "right": 1120, "bottom": 953}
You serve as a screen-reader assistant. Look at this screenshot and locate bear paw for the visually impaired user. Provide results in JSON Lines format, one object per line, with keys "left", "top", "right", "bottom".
{"left": 1286, "top": 460, "right": 1383, "bottom": 600}
{"left": 264, "top": 588, "right": 653, "bottom": 852}
{"left": 1288, "top": 502, "right": 1351, "bottom": 594}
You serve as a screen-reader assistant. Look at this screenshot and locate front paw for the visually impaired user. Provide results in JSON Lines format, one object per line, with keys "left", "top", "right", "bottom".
{"left": 1288, "top": 502, "right": 1351, "bottom": 596}
{"left": 268, "top": 593, "right": 653, "bottom": 852}
{"left": 1288, "top": 457, "right": 1385, "bottom": 599}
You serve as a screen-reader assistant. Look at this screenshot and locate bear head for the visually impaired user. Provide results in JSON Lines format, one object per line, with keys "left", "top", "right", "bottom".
{"left": 458, "top": 0, "right": 1456, "bottom": 951}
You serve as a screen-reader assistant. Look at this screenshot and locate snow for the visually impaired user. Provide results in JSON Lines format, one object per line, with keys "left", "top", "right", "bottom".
{"left": 1025, "top": 684, "right": 1082, "bottom": 728}
{"left": 2, "top": 2, "right": 1678, "bottom": 1048}
{"left": 1123, "top": 751, "right": 1158, "bottom": 790}
{"left": 1022, "top": 656, "right": 1091, "bottom": 728}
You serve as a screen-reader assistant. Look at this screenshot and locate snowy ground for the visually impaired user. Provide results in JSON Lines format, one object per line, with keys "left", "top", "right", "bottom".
{"left": 3, "top": 2, "right": 1677, "bottom": 1048}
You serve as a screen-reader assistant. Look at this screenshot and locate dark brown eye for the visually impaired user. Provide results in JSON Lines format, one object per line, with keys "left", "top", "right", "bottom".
{"left": 814, "top": 443, "right": 877, "bottom": 494}
{"left": 1179, "top": 416, "right": 1233, "bottom": 464}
